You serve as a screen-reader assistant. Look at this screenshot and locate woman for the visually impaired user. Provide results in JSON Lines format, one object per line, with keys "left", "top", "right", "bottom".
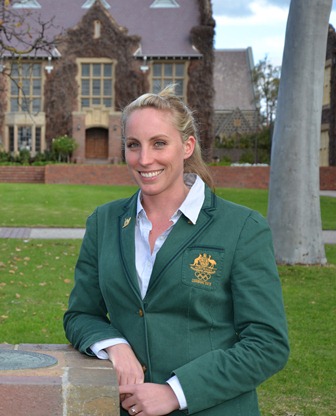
{"left": 64, "top": 86, "right": 289, "bottom": 416}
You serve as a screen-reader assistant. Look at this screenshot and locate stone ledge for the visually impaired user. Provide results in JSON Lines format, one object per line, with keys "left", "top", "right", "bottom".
{"left": 0, "top": 344, "right": 119, "bottom": 416}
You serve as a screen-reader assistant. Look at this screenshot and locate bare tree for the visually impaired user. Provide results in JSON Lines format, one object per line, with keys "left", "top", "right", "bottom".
{"left": 267, "top": 0, "right": 332, "bottom": 264}
{"left": 0, "top": 1, "right": 57, "bottom": 61}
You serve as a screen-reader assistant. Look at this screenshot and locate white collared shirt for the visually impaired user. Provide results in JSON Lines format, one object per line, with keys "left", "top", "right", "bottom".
{"left": 91, "top": 174, "right": 205, "bottom": 409}
{"left": 135, "top": 173, "right": 204, "bottom": 298}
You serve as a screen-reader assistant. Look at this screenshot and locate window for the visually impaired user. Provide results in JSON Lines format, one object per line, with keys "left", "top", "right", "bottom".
{"left": 8, "top": 125, "right": 42, "bottom": 154}
{"left": 82, "top": 0, "right": 110, "bottom": 9}
{"left": 10, "top": 62, "right": 42, "bottom": 113}
{"left": 9, "top": 127, "right": 14, "bottom": 152}
{"left": 18, "top": 126, "right": 32, "bottom": 151}
{"left": 80, "top": 62, "right": 113, "bottom": 109}
{"left": 150, "top": 0, "right": 180, "bottom": 8}
{"left": 13, "top": 0, "right": 41, "bottom": 8}
{"left": 35, "top": 127, "right": 41, "bottom": 153}
{"left": 94, "top": 20, "right": 101, "bottom": 39}
{"left": 152, "top": 62, "right": 185, "bottom": 99}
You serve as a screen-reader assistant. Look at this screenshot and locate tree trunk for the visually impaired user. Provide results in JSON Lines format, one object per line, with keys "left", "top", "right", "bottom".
{"left": 267, "top": 0, "right": 332, "bottom": 264}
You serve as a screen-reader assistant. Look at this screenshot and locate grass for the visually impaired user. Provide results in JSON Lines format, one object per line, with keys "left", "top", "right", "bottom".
{"left": 0, "top": 183, "right": 335, "bottom": 229}
{"left": 0, "top": 239, "right": 335, "bottom": 415}
{"left": 0, "top": 183, "right": 138, "bottom": 228}
{"left": 0, "top": 239, "right": 81, "bottom": 344}
{"left": 258, "top": 244, "right": 336, "bottom": 415}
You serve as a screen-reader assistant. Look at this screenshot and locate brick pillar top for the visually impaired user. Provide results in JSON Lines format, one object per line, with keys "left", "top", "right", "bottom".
{"left": 0, "top": 344, "right": 119, "bottom": 416}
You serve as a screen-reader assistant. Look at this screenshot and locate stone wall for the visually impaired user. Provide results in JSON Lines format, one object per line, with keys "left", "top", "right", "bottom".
{"left": 0, "top": 165, "right": 335, "bottom": 190}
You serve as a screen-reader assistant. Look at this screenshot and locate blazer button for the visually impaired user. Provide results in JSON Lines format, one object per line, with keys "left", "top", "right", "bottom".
{"left": 139, "top": 309, "right": 144, "bottom": 317}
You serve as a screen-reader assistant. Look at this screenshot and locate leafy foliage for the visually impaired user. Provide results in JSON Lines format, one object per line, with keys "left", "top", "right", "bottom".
{"left": 215, "top": 126, "right": 273, "bottom": 164}
{"left": 51, "top": 135, "right": 78, "bottom": 163}
{"left": 252, "top": 56, "right": 281, "bottom": 127}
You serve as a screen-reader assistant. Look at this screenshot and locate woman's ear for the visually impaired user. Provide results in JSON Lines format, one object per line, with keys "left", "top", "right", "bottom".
{"left": 183, "top": 136, "right": 196, "bottom": 159}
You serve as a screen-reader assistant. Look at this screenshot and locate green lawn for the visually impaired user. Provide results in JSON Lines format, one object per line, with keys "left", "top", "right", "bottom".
{"left": 0, "top": 183, "right": 138, "bottom": 228}
{"left": 0, "top": 183, "right": 335, "bottom": 229}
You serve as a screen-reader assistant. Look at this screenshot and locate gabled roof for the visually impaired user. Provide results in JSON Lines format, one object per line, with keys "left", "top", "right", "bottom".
{"left": 7, "top": 0, "right": 202, "bottom": 59}
{"left": 213, "top": 48, "right": 257, "bottom": 111}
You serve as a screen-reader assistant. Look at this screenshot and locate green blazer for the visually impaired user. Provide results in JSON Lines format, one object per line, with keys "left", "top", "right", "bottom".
{"left": 64, "top": 185, "right": 289, "bottom": 416}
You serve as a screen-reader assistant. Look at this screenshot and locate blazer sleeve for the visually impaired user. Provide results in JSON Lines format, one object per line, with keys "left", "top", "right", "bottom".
{"left": 63, "top": 209, "right": 124, "bottom": 355}
{"left": 173, "top": 211, "right": 290, "bottom": 414}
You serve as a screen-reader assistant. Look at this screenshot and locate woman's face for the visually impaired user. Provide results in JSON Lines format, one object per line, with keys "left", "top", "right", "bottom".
{"left": 124, "top": 107, "right": 195, "bottom": 199}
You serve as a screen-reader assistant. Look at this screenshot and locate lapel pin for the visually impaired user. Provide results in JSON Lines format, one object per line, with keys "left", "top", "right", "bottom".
{"left": 122, "top": 217, "right": 132, "bottom": 228}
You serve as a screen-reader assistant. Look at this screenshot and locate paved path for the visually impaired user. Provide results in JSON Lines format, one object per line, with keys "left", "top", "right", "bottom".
{"left": 0, "top": 227, "right": 85, "bottom": 240}
{"left": 0, "top": 227, "right": 335, "bottom": 244}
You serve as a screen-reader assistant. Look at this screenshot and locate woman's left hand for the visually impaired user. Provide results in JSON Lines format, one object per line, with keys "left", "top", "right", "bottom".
{"left": 119, "top": 383, "right": 179, "bottom": 416}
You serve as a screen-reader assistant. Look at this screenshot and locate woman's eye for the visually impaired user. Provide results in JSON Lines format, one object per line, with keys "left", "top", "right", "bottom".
{"left": 154, "top": 141, "right": 166, "bottom": 148}
{"left": 126, "top": 141, "right": 139, "bottom": 149}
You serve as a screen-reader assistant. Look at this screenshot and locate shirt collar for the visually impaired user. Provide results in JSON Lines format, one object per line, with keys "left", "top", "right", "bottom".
{"left": 136, "top": 173, "right": 205, "bottom": 225}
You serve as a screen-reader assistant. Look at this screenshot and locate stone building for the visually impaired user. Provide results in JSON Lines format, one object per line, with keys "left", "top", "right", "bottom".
{"left": 213, "top": 47, "right": 258, "bottom": 140}
{"left": 321, "top": 24, "right": 336, "bottom": 166}
{"left": 0, "top": 0, "right": 215, "bottom": 163}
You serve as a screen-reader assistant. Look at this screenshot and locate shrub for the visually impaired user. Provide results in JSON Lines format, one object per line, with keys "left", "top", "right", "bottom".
{"left": 52, "top": 135, "right": 78, "bottom": 163}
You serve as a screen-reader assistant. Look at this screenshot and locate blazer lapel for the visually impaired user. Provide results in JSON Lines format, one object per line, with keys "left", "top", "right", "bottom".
{"left": 118, "top": 193, "right": 141, "bottom": 299}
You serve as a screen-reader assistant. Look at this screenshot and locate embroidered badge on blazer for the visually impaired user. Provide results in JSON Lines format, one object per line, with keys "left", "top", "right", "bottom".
{"left": 190, "top": 253, "right": 217, "bottom": 286}
{"left": 122, "top": 217, "right": 132, "bottom": 228}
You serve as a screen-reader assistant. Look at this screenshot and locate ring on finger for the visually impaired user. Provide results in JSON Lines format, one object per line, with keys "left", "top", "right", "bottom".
{"left": 130, "top": 406, "right": 137, "bottom": 415}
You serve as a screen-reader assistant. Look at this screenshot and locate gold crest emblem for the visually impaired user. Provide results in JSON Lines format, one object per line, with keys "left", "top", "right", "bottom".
{"left": 190, "top": 253, "right": 217, "bottom": 286}
{"left": 122, "top": 217, "right": 132, "bottom": 228}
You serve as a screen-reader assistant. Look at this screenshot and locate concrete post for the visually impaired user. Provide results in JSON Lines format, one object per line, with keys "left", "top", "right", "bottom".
{"left": 268, "top": 0, "right": 332, "bottom": 264}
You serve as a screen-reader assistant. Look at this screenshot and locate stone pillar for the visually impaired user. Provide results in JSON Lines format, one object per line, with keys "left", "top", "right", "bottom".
{"left": 0, "top": 344, "right": 119, "bottom": 416}
{"left": 267, "top": 0, "right": 332, "bottom": 264}
{"left": 108, "top": 114, "right": 123, "bottom": 164}
{"left": 72, "top": 113, "right": 86, "bottom": 164}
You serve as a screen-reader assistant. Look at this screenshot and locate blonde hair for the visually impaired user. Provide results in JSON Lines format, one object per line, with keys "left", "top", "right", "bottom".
{"left": 121, "top": 85, "right": 214, "bottom": 189}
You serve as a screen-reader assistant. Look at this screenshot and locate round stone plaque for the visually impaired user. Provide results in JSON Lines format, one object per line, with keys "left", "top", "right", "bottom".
{"left": 0, "top": 350, "right": 58, "bottom": 370}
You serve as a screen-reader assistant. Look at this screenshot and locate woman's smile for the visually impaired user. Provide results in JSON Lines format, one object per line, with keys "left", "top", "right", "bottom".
{"left": 139, "top": 169, "right": 164, "bottom": 178}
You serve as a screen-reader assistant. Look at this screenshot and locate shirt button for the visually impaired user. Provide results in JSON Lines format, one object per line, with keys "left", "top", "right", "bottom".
{"left": 139, "top": 309, "right": 144, "bottom": 317}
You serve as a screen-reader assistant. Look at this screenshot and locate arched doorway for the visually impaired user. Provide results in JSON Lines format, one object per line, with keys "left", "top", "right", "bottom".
{"left": 85, "top": 128, "right": 108, "bottom": 160}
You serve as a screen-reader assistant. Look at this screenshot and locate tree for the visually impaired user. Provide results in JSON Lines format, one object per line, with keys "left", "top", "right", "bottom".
{"left": 0, "top": 0, "right": 56, "bottom": 59}
{"left": 267, "top": 0, "right": 332, "bottom": 265}
{"left": 252, "top": 56, "right": 281, "bottom": 128}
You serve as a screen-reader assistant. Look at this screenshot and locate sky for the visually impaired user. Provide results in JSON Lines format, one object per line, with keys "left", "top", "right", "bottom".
{"left": 212, "top": 0, "right": 336, "bottom": 67}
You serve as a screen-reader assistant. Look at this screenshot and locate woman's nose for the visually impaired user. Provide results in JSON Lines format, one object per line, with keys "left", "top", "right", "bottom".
{"left": 139, "top": 147, "right": 153, "bottom": 165}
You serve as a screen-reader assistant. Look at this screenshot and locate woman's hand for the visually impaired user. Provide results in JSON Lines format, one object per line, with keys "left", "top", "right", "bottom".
{"left": 106, "top": 344, "right": 144, "bottom": 387}
{"left": 119, "top": 383, "right": 180, "bottom": 416}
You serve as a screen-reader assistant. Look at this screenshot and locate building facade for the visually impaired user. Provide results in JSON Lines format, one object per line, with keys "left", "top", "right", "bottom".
{"left": 322, "top": 24, "right": 336, "bottom": 166}
{"left": 213, "top": 48, "right": 258, "bottom": 140}
{"left": 0, "top": 0, "right": 215, "bottom": 163}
